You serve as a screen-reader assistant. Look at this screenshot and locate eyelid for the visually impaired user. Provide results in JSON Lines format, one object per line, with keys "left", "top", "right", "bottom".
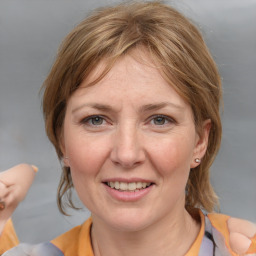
{"left": 150, "top": 114, "right": 175, "bottom": 121}
{"left": 80, "top": 115, "right": 108, "bottom": 126}
{"left": 79, "top": 114, "right": 176, "bottom": 127}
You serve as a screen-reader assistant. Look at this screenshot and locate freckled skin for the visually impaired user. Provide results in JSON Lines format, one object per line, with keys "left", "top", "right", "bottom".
{"left": 62, "top": 50, "right": 209, "bottom": 233}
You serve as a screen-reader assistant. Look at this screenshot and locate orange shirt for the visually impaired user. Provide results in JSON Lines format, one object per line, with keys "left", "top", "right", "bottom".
{"left": 51, "top": 210, "right": 207, "bottom": 256}
{"left": 1, "top": 211, "right": 256, "bottom": 255}
{"left": 51, "top": 211, "right": 256, "bottom": 256}
{"left": 0, "top": 219, "right": 19, "bottom": 255}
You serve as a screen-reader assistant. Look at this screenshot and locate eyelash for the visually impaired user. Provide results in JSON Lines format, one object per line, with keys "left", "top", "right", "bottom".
{"left": 80, "top": 115, "right": 108, "bottom": 126}
{"left": 148, "top": 114, "right": 176, "bottom": 126}
{"left": 80, "top": 114, "right": 175, "bottom": 127}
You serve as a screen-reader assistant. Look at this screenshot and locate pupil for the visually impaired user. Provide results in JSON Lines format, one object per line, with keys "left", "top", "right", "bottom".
{"left": 154, "top": 117, "right": 165, "bottom": 125}
{"left": 92, "top": 117, "right": 103, "bottom": 125}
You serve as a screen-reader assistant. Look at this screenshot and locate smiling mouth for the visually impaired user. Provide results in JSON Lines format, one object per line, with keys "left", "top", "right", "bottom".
{"left": 105, "top": 181, "right": 153, "bottom": 192}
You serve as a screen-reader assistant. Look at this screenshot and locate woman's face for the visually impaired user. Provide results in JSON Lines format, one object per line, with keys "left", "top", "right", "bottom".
{"left": 62, "top": 50, "right": 209, "bottom": 231}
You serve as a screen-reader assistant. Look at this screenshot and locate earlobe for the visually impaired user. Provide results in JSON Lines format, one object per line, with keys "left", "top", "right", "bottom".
{"left": 63, "top": 156, "right": 70, "bottom": 167}
{"left": 59, "top": 133, "right": 69, "bottom": 167}
{"left": 190, "top": 119, "right": 211, "bottom": 168}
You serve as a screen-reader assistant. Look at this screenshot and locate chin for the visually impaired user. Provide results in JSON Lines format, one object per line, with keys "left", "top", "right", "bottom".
{"left": 103, "top": 210, "right": 155, "bottom": 232}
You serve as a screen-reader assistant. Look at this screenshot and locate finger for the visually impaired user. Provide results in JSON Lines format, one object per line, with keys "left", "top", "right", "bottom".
{"left": 0, "top": 186, "right": 18, "bottom": 217}
{"left": 31, "top": 165, "right": 39, "bottom": 173}
{"left": 0, "top": 181, "right": 6, "bottom": 189}
{"left": 0, "top": 184, "right": 13, "bottom": 201}
{"left": 0, "top": 201, "right": 5, "bottom": 211}
{"left": 0, "top": 163, "right": 37, "bottom": 188}
{"left": 0, "top": 182, "right": 7, "bottom": 212}
{"left": 230, "top": 232, "right": 252, "bottom": 254}
{"left": 2, "top": 187, "right": 15, "bottom": 208}
{"left": 0, "top": 181, "right": 9, "bottom": 200}
{"left": 228, "top": 217, "right": 256, "bottom": 238}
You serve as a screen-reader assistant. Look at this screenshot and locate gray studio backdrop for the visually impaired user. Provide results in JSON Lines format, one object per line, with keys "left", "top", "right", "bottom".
{"left": 0, "top": 0, "right": 255, "bottom": 243}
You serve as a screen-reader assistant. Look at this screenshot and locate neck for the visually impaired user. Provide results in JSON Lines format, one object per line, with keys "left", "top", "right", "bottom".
{"left": 91, "top": 208, "right": 200, "bottom": 256}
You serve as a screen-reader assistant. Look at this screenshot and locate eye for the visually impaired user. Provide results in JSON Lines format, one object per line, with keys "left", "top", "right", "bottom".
{"left": 150, "top": 115, "right": 175, "bottom": 126}
{"left": 90, "top": 116, "right": 104, "bottom": 125}
{"left": 152, "top": 116, "right": 167, "bottom": 125}
{"left": 81, "top": 115, "right": 106, "bottom": 126}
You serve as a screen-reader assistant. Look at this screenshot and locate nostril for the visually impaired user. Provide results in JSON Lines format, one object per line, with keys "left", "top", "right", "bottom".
{"left": 110, "top": 136, "right": 145, "bottom": 168}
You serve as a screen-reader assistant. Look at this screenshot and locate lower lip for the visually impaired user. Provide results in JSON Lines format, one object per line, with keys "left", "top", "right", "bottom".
{"left": 103, "top": 183, "right": 154, "bottom": 202}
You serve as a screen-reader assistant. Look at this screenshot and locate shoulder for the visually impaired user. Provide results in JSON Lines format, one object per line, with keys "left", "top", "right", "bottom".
{"left": 205, "top": 212, "right": 256, "bottom": 255}
{"left": 50, "top": 217, "right": 93, "bottom": 255}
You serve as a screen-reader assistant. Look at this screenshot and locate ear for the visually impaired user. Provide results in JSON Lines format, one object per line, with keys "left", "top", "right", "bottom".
{"left": 59, "top": 132, "right": 70, "bottom": 167}
{"left": 190, "top": 119, "right": 211, "bottom": 168}
{"left": 63, "top": 157, "right": 70, "bottom": 167}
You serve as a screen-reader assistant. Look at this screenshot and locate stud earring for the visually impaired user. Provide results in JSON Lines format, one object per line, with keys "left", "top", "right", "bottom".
{"left": 195, "top": 158, "right": 201, "bottom": 164}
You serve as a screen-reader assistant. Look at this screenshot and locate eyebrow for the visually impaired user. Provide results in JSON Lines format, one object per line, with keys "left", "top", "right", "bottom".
{"left": 72, "top": 102, "right": 184, "bottom": 114}
{"left": 139, "top": 102, "right": 184, "bottom": 112}
{"left": 72, "top": 103, "right": 113, "bottom": 114}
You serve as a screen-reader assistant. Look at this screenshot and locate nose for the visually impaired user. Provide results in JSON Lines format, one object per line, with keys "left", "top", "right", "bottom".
{"left": 110, "top": 125, "right": 145, "bottom": 169}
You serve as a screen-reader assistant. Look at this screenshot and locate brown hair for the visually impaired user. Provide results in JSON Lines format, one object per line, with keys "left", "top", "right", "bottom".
{"left": 42, "top": 1, "right": 222, "bottom": 215}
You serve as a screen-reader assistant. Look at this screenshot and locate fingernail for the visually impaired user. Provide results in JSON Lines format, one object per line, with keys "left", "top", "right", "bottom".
{"left": 31, "top": 165, "right": 39, "bottom": 173}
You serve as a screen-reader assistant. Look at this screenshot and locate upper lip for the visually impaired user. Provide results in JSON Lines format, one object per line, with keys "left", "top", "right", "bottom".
{"left": 102, "top": 177, "right": 155, "bottom": 184}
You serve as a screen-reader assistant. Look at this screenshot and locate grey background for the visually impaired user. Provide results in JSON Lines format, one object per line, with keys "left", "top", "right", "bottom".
{"left": 0, "top": 0, "right": 255, "bottom": 243}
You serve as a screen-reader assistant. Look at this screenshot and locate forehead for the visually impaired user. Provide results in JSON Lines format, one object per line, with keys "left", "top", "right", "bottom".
{"left": 82, "top": 48, "right": 160, "bottom": 87}
{"left": 70, "top": 51, "right": 186, "bottom": 107}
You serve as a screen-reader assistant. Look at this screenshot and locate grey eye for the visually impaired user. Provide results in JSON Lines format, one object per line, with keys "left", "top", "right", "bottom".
{"left": 153, "top": 116, "right": 167, "bottom": 125}
{"left": 90, "top": 116, "right": 104, "bottom": 125}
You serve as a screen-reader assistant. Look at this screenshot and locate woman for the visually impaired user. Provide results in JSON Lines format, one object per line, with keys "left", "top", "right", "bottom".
{"left": 2, "top": 1, "right": 256, "bottom": 255}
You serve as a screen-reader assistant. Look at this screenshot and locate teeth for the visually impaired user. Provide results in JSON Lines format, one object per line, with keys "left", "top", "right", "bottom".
{"left": 128, "top": 182, "right": 136, "bottom": 191}
{"left": 107, "top": 181, "right": 151, "bottom": 191}
{"left": 136, "top": 182, "right": 143, "bottom": 189}
{"left": 142, "top": 182, "right": 147, "bottom": 188}
{"left": 120, "top": 182, "right": 128, "bottom": 190}
{"left": 114, "top": 181, "right": 120, "bottom": 189}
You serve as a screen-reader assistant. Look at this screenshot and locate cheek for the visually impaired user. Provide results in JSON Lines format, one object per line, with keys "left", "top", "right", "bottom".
{"left": 150, "top": 136, "right": 195, "bottom": 176}
{"left": 67, "top": 137, "right": 109, "bottom": 176}
{"left": 65, "top": 136, "right": 110, "bottom": 206}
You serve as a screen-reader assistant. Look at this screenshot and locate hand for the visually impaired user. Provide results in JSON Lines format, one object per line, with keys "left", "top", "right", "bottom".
{"left": 0, "top": 164, "right": 37, "bottom": 233}
{"left": 228, "top": 217, "right": 256, "bottom": 255}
